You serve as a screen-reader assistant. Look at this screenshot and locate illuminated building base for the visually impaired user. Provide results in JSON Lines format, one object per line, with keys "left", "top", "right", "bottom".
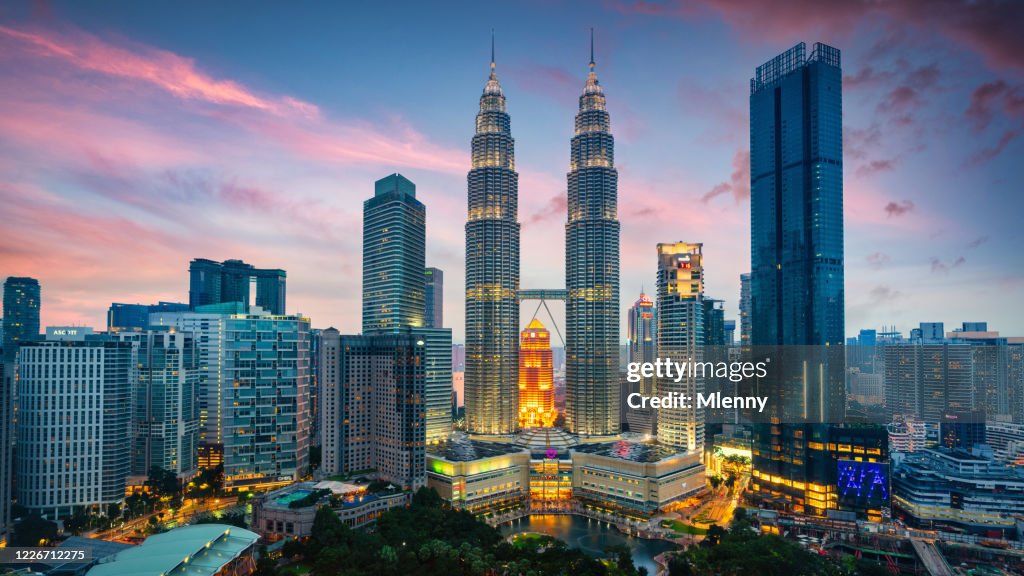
{"left": 427, "top": 429, "right": 705, "bottom": 518}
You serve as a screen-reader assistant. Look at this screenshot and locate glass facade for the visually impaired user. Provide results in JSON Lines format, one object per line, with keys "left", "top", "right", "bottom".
{"left": 188, "top": 258, "right": 287, "bottom": 314}
{"left": 465, "top": 56, "right": 520, "bottom": 435}
{"left": 222, "top": 312, "right": 310, "bottom": 488}
{"left": 3, "top": 276, "right": 40, "bottom": 361}
{"left": 565, "top": 55, "right": 620, "bottom": 437}
{"left": 362, "top": 173, "right": 426, "bottom": 333}
{"left": 748, "top": 42, "right": 847, "bottom": 516}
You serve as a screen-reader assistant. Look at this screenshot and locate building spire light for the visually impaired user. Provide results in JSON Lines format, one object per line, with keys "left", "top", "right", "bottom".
{"left": 490, "top": 28, "right": 496, "bottom": 77}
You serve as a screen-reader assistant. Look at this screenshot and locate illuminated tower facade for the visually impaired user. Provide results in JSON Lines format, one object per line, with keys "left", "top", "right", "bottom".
{"left": 565, "top": 36, "right": 620, "bottom": 436}
{"left": 656, "top": 242, "right": 704, "bottom": 452}
{"left": 627, "top": 292, "right": 657, "bottom": 396}
{"left": 465, "top": 43, "right": 520, "bottom": 435}
{"left": 519, "top": 319, "right": 556, "bottom": 429}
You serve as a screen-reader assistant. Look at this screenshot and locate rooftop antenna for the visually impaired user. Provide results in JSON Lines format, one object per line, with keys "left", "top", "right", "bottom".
{"left": 589, "top": 27, "right": 595, "bottom": 70}
{"left": 490, "top": 28, "right": 496, "bottom": 73}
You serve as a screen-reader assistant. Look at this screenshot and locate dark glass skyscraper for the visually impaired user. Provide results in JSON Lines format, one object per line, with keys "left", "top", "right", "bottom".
{"left": 188, "top": 258, "right": 286, "bottom": 314}
{"left": 748, "top": 42, "right": 846, "bottom": 517}
{"left": 565, "top": 42, "right": 620, "bottom": 436}
{"left": 3, "top": 276, "right": 41, "bottom": 361}
{"left": 465, "top": 49, "right": 520, "bottom": 435}
{"left": 750, "top": 42, "right": 844, "bottom": 348}
{"left": 424, "top": 267, "right": 443, "bottom": 328}
{"left": 363, "top": 173, "right": 426, "bottom": 333}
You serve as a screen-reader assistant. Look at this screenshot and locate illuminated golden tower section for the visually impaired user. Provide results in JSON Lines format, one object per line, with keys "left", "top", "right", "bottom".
{"left": 518, "top": 319, "right": 556, "bottom": 428}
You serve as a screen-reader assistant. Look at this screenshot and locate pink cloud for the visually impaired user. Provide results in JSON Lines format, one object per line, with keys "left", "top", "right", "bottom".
{"left": 0, "top": 25, "right": 319, "bottom": 118}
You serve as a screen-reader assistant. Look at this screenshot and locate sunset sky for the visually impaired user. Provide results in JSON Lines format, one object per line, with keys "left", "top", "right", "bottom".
{"left": 1, "top": 0, "right": 1022, "bottom": 342}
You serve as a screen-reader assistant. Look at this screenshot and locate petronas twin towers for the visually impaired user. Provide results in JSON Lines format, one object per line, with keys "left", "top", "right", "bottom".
{"left": 465, "top": 36, "right": 619, "bottom": 437}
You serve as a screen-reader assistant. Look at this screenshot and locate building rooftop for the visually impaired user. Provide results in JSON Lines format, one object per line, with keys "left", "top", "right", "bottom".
{"left": 573, "top": 440, "right": 685, "bottom": 462}
{"left": 427, "top": 437, "right": 524, "bottom": 461}
{"left": 514, "top": 428, "right": 579, "bottom": 450}
{"left": 87, "top": 524, "right": 259, "bottom": 576}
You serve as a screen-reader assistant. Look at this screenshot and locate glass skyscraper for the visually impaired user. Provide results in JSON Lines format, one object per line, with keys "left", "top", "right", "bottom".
{"left": 465, "top": 50, "right": 520, "bottom": 435}
{"left": 363, "top": 173, "right": 426, "bottom": 333}
{"left": 565, "top": 44, "right": 620, "bottom": 437}
{"left": 188, "top": 259, "right": 287, "bottom": 314}
{"left": 424, "top": 267, "right": 443, "bottom": 329}
{"left": 3, "top": 276, "right": 40, "bottom": 361}
{"left": 749, "top": 42, "right": 844, "bottom": 348}
{"left": 748, "top": 42, "right": 846, "bottom": 516}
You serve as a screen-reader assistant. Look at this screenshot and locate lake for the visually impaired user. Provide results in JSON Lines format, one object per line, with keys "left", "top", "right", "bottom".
{"left": 499, "top": 514, "right": 680, "bottom": 575}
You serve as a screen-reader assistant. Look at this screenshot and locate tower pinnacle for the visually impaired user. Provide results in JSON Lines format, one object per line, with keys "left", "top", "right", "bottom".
{"left": 490, "top": 28, "right": 496, "bottom": 77}
{"left": 589, "top": 27, "right": 595, "bottom": 71}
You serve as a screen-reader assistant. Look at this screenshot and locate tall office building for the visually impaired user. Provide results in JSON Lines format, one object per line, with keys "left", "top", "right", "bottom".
{"left": 724, "top": 320, "right": 736, "bottom": 346}
{"left": 108, "top": 302, "right": 188, "bottom": 332}
{"left": 518, "top": 319, "right": 556, "bottom": 429}
{"left": 750, "top": 42, "right": 844, "bottom": 347}
{"left": 0, "top": 358, "right": 12, "bottom": 543}
{"left": 363, "top": 174, "right": 426, "bottom": 333}
{"left": 421, "top": 327, "right": 453, "bottom": 443}
{"left": 320, "top": 331, "right": 426, "bottom": 490}
{"left": 739, "top": 273, "right": 751, "bottom": 348}
{"left": 424, "top": 267, "right": 443, "bottom": 329}
{"left": 565, "top": 38, "right": 620, "bottom": 437}
{"left": 656, "top": 243, "right": 704, "bottom": 451}
{"left": 188, "top": 259, "right": 287, "bottom": 314}
{"left": 149, "top": 308, "right": 229, "bottom": 468}
{"left": 884, "top": 343, "right": 974, "bottom": 424}
{"left": 627, "top": 292, "right": 657, "bottom": 396}
{"left": 318, "top": 328, "right": 342, "bottom": 474}
{"left": 118, "top": 329, "right": 200, "bottom": 477}
{"left": 3, "top": 276, "right": 41, "bottom": 361}
{"left": 465, "top": 46, "right": 520, "bottom": 435}
{"left": 221, "top": 309, "right": 310, "bottom": 488}
{"left": 748, "top": 43, "right": 846, "bottom": 515}
{"left": 16, "top": 340, "right": 132, "bottom": 519}
{"left": 254, "top": 268, "right": 287, "bottom": 317}
{"left": 362, "top": 174, "right": 451, "bottom": 445}
{"left": 702, "top": 299, "right": 726, "bottom": 347}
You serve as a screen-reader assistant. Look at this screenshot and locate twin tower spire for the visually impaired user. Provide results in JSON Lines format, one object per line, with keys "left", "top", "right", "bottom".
{"left": 465, "top": 30, "right": 620, "bottom": 438}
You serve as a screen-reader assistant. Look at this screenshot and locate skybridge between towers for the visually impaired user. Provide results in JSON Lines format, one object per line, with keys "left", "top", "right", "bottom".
{"left": 518, "top": 289, "right": 566, "bottom": 346}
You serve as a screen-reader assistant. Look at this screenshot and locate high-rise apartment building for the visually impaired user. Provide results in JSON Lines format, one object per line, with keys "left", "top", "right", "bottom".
{"left": 0, "top": 358, "right": 12, "bottom": 543}
{"left": 656, "top": 242, "right": 704, "bottom": 451}
{"left": 627, "top": 291, "right": 657, "bottom": 395}
{"left": 16, "top": 340, "right": 132, "bottom": 519}
{"left": 149, "top": 308, "right": 230, "bottom": 468}
{"left": 424, "top": 267, "right": 443, "bottom": 329}
{"left": 221, "top": 310, "right": 310, "bottom": 488}
{"left": 748, "top": 42, "right": 846, "bottom": 516}
{"left": 565, "top": 41, "right": 620, "bottom": 437}
{"left": 363, "top": 174, "right": 426, "bottom": 333}
{"left": 188, "top": 259, "right": 286, "bottom": 314}
{"left": 465, "top": 49, "right": 520, "bottom": 435}
{"left": 3, "top": 276, "right": 41, "bottom": 361}
{"left": 518, "top": 319, "right": 556, "bottom": 429}
{"left": 320, "top": 331, "right": 426, "bottom": 490}
{"left": 739, "top": 273, "right": 751, "bottom": 349}
{"left": 117, "top": 329, "right": 200, "bottom": 477}
{"left": 884, "top": 343, "right": 974, "bottom": 424}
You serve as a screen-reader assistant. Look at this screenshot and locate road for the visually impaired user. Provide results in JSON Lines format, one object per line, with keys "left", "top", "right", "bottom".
{"left": 92, "top": 498, "right": 240, "bottom": 542}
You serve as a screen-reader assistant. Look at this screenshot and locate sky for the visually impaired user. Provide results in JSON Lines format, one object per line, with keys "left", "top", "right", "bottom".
{"left": 0, "top": 0, "right": 1022, "bottom": 343}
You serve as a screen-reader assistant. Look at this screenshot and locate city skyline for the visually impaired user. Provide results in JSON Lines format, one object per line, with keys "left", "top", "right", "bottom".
{"left": 1, "top": 2, "right": 1023, "bottom": 341}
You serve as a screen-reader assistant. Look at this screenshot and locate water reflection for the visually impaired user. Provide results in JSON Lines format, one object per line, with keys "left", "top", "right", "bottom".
{"left": 499, "top": 514, "right": 679, "bottom": 575}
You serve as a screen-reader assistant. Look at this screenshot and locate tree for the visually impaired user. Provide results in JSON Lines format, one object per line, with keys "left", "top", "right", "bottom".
{"left": 606, "top": 543, "right": 637, "bottom": 574}
{"left": 146, "top": 466, "right": 180, "bottom": 497}
{"left": 708, "top": 475, "right": 723, "bottom": 490}
{"left": 14, "top": 513, "right": 59, "bottom": 546}
{"left": 705, "top": 524, "right": 727, "bottom": 546}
